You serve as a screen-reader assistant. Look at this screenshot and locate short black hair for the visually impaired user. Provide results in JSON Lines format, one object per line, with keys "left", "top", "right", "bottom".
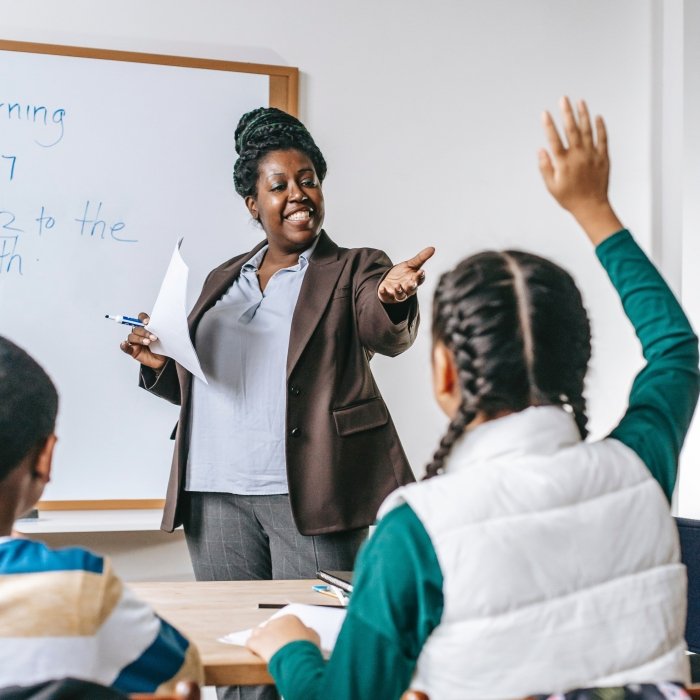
{"left": 0, "top": 336, "right": 58, "bottom": 481}
{"left": 232, "top": 107, "right": 327, "bottom": 198}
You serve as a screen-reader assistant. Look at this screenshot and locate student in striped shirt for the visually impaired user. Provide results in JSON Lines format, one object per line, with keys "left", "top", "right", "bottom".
{"left": 0, "top": 336, "right": 203, "bottom": 695}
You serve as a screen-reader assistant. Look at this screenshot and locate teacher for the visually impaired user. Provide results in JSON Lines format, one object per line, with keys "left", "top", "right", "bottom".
{"left": 121, "top": 107, "right": 434, "bottom": 584}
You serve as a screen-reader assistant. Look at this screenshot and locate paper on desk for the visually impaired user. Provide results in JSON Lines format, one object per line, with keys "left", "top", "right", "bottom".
{"left": 147, "top": 238, "right": 207, "bottom": 383}
{"left": 219, "top": 603, "right": 346, "bottom": 653}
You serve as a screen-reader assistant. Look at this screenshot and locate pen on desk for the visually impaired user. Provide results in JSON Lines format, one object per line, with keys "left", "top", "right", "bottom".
{"left": 312, "top": 584, "right": 339, "bottom": 602}
{"left": 105, "top": 314, "right": 146, "bottom": 328}
{"left": 257, "top": 603, "right": 345, "bottom": 609}
{"left": 329, "top": 584, "right": 349, "bottom": 607}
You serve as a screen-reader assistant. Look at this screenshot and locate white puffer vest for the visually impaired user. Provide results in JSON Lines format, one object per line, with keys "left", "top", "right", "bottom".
{"left": 379, "top": 406, "right": 688, "bottom": 700}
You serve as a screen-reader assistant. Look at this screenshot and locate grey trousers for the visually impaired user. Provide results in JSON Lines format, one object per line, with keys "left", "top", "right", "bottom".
{"left": 183, "top": 492, "right": 368, "bottom": 700}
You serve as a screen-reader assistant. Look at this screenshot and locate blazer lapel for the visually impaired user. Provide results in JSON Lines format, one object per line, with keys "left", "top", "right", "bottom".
{"left": 180, "top": 233, "right": 342, "bottom": 381}
{"left": 177, "top": 241, "right": 267, "bottom": 394}
{"left": 187, "top": 240, "right": 267, "bottom": 334}
{"left": 287, "top": 231, "right": 344, "bottom": 378}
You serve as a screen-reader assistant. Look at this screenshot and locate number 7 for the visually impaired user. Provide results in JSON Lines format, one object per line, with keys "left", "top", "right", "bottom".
{"left": 1, "top": 155, "right": 17, "bottom": 181}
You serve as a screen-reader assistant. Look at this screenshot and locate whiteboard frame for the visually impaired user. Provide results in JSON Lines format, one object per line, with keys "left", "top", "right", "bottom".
{"left": 0, "top": 40, "right": 298, "bottom": 512}
{"left": 0, "top": 40, "right": 298, "bottom": 116}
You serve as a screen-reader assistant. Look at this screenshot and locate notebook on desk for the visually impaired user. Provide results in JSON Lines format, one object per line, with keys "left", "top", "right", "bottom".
{"left": 316, "top": 569, "right": 353, "bottom": 594}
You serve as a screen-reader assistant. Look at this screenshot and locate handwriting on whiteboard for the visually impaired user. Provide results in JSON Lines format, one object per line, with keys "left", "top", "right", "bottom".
{"left": 0, "top": 99, "right": 66, "bottom": 147}
{"left": 0, "top": 201, "right": 134, "bottom": 276}
{"left": 0, "top": 99, "right": 136, "bottom": 275}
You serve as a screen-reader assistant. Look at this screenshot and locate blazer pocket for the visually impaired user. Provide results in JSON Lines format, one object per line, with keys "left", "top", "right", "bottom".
{"left": 333, "top": 397, "right": 389, "bottom": 436}
{"left": 332, "top": 284, "right": 352, "bottom": 299}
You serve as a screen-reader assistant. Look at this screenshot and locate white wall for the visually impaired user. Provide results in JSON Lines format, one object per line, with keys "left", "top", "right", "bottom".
{"left": 678, "top": 0, "right": 700, "bottom": 516}
{"left": 1, "top": 1, "right": 695, "bottom": 514}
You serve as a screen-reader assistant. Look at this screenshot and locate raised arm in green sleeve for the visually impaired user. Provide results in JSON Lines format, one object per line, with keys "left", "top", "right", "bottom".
{"left": 597, "top": 229, "right": 700, "bottom": 500}
{"left": 268, "top": 503, "right": 444, "bottom": 700}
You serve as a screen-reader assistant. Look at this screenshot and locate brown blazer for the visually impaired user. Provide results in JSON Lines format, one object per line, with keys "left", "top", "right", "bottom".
{"left": 141, "top": 231, "right": 418, "bottom": 535}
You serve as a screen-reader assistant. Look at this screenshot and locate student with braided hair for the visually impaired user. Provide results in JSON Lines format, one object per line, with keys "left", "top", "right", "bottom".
{"left": 246, "top": 97, "right": 700, "bottom": 700}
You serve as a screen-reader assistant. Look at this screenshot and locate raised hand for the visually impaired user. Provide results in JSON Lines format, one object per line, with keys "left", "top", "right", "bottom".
{"left": 378, "top": 246, "right": 435, "bottom": 304}
{"left": 539, "top": 97, "right": 623, "bottom": 245}
{"left": 119, "top": 312, "right": 167, "bottom": 370}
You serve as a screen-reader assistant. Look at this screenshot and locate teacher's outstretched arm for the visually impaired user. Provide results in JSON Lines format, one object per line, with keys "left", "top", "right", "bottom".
{"left": 355, "top": 246, "right": 435, "bottom": 357}
{"left": 378, "top": 246, "right": 435, "bottom": 304}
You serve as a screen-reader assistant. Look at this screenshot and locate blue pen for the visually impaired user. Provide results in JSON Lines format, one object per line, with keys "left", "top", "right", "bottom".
{"left": 105, "top": 314, "right": 146, "bottom": 328}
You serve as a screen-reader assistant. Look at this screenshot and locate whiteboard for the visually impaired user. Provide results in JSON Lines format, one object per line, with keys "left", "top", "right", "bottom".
{"left": 0, "top": 42, "right": 297, "bottom": 505}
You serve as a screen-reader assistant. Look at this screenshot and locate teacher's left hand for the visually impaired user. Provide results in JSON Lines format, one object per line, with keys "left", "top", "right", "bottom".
{"left": 378, "top": 246, "right": 436, "bottom": 304}
{"left": 247, "top": 615, "right": 321, "bottom": 663}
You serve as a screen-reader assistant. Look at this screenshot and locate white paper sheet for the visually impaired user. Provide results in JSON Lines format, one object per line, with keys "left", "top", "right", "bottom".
{"left": 219, "top": 603, "right": 347, "bottom": 653}
{"left": 147, "top": 238, "right": 207, "bottom": 383}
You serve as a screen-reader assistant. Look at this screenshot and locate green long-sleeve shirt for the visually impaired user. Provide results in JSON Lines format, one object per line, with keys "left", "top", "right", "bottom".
{"left": 269, "top": 229, "right": 700, "bottom": 700}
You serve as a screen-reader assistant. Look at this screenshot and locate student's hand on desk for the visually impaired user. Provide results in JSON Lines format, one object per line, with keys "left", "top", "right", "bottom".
{"left": 379, "top": 246, "right": 435, "bottom": 304}
{"left": 247, "top": 615, "right": 321, "bottom": 662}
{"left": 539, "top": 96, "right": 623, "bottom": 246}
{"left": 119, "top": 312, "right": 167, "bottom": 370}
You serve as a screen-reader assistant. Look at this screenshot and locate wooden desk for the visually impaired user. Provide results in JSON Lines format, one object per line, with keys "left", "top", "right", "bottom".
{"left": 131, "top": 580, "right": 333, "bottom": 686}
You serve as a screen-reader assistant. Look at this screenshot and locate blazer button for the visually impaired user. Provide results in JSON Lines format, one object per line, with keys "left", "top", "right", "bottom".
{"left": 290, "top": 427, "right": 301, "bottom": 437}
{"left": 289, "top": 385, "right": 301, "bottom": 396}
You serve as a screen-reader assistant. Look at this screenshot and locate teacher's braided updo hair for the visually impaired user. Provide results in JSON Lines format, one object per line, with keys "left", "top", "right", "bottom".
{"left": 425, "top": 250, "right": 592, "bottom": 479}
{"left": 233, "top": 107, "right": 327, "bottom": 198}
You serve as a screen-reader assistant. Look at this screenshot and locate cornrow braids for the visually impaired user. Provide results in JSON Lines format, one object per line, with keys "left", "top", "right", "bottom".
{"left": 425, "top": 308, "right": 479, "bottom": 478}
{"left": 510, "top": 250, "right": 591, "bottom": 439}
{"left": 424, "top": 250, "right": 591, "bottom": 479}
{"left": 425, "top": 409, "right": 471, "bottom": 479}
{"left": 232, "top": 107, "right": 327, "bottom": 198}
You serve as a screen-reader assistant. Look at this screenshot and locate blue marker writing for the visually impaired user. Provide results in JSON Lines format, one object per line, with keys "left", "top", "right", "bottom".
{"left": 105, "top": 314, "right": 146, "bottom": 328}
